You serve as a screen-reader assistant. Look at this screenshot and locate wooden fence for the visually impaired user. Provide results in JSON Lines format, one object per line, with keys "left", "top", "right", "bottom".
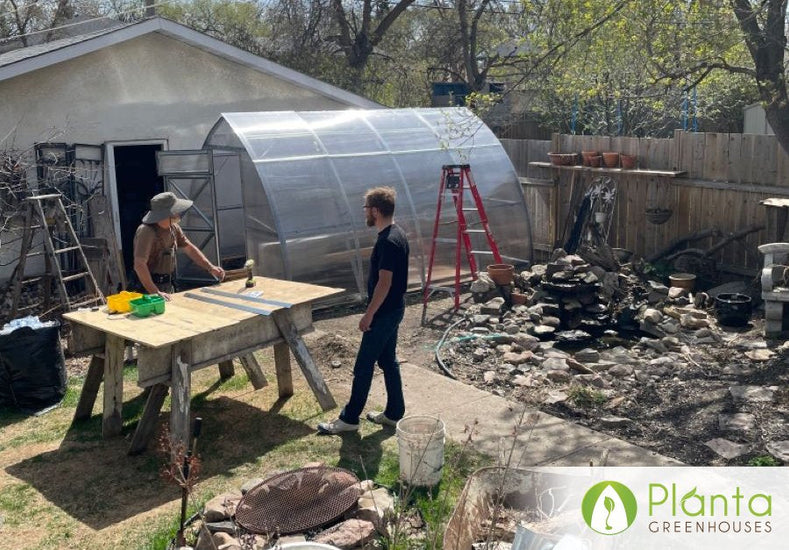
{"left": 501, "top": 131, "right": 789, "bottom": 274}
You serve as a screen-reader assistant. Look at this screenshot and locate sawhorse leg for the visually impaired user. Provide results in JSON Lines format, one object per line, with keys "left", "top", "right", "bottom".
{"left": 73, "top": 354, "right": 104, "bottom": 422}
{"left": 274, "top": 342, "right": 293, "bottom": 399}
{"left": 103, "top": 334, "right": 125, "bottom": 438}
{"left": 169, "top": 342, "right": 192, "bottom": 452}
{"left": 239, "top": 354, "right": 268, "bottom": 389}
{"left": 128, "top": 384, "right": 168, "bottom": 455}
{"left": 272, "top": 310, "right": 336, "bottom": 410}
{"left": 218, "top": 359, "right": 235, "bottom": 380}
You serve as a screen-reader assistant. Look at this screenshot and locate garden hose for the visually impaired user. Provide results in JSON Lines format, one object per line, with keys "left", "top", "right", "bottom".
{"left": 434, "top": 317, "right": 469, "bottom": 379}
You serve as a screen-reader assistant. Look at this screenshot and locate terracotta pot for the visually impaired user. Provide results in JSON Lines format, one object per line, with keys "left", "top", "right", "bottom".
{"left": 581, "top": 151, "right": 598, "bottom": 166}
{"left": 602, "top": 152, "right": 620, "bottom": 168}
{"left": 511, "top": 292, "right": 528, "bottom": 305}
{"left": 547, "top": 152, "right": 563, "bottom": 166}
{"left": 620, "top": 154, "right": 637, "bottom": 169}
{"left": 561, "top": 153, "right": 578, "bottom": 166}
{"left": 669, "top": 272, "right": 696, "bottom": 291}
{"left": 588, "top": 155, "right": 602, "bottom": 168}
{"left": 486, "top": 264, "right": 514, "bottom": 286}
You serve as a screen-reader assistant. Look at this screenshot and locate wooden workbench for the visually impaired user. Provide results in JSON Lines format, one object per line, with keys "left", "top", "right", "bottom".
{"left": 64, "top": 276, "right": 342, "bottom": 454}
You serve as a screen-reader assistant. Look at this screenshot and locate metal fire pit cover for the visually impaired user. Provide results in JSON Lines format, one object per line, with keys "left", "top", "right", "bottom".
{"left": 235, "top": 466, "right": 361, "bottom": 535}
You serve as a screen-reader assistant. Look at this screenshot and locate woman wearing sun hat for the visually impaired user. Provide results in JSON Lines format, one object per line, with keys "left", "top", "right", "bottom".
{"left": 132, "top": 191, "right": 225, "bottom": 300}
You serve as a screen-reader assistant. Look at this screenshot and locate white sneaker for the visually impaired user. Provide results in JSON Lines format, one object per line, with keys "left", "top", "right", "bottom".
{"left": 366, "top": 411, "right": 398, "bottom": 427}
{"left": 317, "top": 418, "right": 359, "bottom": 434}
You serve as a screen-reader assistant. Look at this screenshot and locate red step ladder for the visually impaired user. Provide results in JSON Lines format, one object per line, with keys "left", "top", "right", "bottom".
{"left": 422, "top": 164, "right": 502, "bottom": 317}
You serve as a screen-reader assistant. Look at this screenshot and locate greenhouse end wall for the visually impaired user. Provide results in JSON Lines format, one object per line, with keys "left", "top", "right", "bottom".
{"left": 204, "top": 108, "right": 532, "bottom": 303}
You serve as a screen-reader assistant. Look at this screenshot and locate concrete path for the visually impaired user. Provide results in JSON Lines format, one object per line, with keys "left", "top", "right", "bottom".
{"left": 365, "top": 362, "right": 680, "bottom": 466}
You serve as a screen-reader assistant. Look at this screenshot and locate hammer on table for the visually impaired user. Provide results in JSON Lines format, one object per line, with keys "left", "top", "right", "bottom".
{"left": 176, "top": 417, "right": 202, "bottom": 547}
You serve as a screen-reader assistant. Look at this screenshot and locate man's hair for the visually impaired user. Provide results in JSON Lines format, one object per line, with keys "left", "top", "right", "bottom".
{"left": 365, "top": 187, "right": 396, "bottom": 217}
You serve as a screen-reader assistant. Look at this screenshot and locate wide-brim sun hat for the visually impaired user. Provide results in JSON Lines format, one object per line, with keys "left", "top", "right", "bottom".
{"left": 142, "top": 191, "right": 194, "bottom": 223}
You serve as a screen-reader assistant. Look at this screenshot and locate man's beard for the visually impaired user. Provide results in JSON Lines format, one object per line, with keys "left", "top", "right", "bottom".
{"left": 366, "top": 213, "right": 375, "bottom": 227}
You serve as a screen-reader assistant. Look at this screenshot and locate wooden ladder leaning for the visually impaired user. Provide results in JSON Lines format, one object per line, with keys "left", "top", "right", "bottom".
{"left": 9, "top": 194, "right": 106, "bottom": 318}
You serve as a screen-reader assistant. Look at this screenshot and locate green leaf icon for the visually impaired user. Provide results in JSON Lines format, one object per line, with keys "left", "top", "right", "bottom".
{"left": 681, "top": 487, "right": 697, "bottom": 503}
{"left": 604, "top": 496, "right": 615, "bottom": 530}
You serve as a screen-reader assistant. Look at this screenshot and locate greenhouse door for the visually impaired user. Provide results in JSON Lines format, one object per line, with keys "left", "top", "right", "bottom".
{"left": 155, "top": 150, "right": 220, "bottom": 288}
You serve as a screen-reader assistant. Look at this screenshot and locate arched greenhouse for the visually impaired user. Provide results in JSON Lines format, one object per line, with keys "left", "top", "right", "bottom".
{"left": 200, "top": 107, "right": 532, "bottom": 303}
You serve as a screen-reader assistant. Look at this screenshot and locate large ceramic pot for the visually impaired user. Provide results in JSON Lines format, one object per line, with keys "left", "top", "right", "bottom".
{"left": 486, "top": 264, "right": 514, "bottom": 286}
{"left": 669, "top": 272, "right": 696, "bottom": 291}
{"left": 715, "top": 293, "right": 752, "bottom": 327}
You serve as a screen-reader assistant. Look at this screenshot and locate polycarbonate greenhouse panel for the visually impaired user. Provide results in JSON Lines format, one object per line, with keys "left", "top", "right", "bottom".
{"left": 204, "top": 108, "right": 532, "bottom": 304}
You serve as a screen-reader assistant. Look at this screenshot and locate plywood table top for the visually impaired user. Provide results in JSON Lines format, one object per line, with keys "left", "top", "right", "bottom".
{"left": 64, "top": 277, "right": 343, "bottom": 348}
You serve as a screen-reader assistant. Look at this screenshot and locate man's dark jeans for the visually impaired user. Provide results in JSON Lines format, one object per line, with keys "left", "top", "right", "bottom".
{"left": 340, "top": 307, "right": 405, "bottom": 425}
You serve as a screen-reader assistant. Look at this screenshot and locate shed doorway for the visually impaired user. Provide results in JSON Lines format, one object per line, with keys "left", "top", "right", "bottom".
{"left": 106, "top": 142, "right": 165, "bottom": 278}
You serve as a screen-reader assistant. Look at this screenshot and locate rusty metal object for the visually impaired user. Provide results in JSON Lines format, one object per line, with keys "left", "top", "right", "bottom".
{"left": 235, "top": 466, "right": 361, "bottom": 535}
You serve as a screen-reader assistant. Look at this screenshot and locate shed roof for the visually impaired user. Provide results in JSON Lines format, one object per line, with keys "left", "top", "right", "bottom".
{"left": 0, "top": 16, "right": 379, "bottom": 109}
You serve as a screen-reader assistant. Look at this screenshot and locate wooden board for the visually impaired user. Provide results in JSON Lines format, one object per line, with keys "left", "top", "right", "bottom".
{"left": 63, "top": 276, "right": 342, "bottom": 348}
{"left": 528, "top": 162, "right": 686, "bottom": 178}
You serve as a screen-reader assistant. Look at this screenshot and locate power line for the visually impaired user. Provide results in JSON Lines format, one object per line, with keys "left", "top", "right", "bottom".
{"left": 0, "top": 0, "right": 175, "bottom": 43}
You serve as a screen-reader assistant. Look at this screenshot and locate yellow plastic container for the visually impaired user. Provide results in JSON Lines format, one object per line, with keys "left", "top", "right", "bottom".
{"left": 107, "top": 291, "right": 143, "bottom": 313}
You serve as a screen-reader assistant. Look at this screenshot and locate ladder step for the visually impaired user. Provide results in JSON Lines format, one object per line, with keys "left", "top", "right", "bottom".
{"left": 20, "top": 276, "right": 44, "bottom": 285}
{"left": 28, "top": 194, "right": 63, "bottom": 200}
{"left": 462, "top": 208, "right": 480, "bottom": 212}
{"left": 54, "top": 246, "right": 81, "bottom": 254}
{"left": 25, "top": 250, "right": 47, "bottom": 258}
{"left": 62, "top": 272, "right": 90, "bottom": 282}
{"left": 434, "top": 237, "right": 457, "bottom": 244}
{"left": 71, "top": 297, "right": 103, "bottom": 309}
{"left": 427, "top": 285, "right": 457, "bottom": 294}
{"left": 469, "top": 250, "right": 495, "bottom": 255}
{"left": 463, "top": 229, "right": 487, "bottom": 233}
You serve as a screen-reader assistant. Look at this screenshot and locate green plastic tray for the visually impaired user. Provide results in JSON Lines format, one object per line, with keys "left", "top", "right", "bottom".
{"left": 130, "top": 294, "right": 166, "bottom": 317}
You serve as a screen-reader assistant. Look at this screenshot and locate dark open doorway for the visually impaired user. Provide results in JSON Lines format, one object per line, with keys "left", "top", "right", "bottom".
{"left": 113, "top": 144, "right": 164, "bottom": 277}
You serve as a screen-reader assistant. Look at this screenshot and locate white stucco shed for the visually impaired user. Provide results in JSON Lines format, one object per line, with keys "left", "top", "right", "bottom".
{"left": 0, "top": 16, "right": 378, "bottom": 283}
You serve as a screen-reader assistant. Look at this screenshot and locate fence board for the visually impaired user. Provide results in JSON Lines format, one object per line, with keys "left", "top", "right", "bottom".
{"left": 752, "top": 134, "right": 778, "bottom": 186}
{"left": 727, "top": 133, "right": 743, "bottom": 185}
{"left": 514, "top": 131, "right": 789, "bottom": 274}
{"left": 703, "top": 133, "right": 728, "bottom": 182}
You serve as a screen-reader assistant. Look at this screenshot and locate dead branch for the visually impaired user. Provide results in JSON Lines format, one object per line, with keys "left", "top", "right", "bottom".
{"left": 664, "top": 224, "right": 764, "bottom": 261}
{"left": 646, "top": 228, "right": 721, "bottom": 263}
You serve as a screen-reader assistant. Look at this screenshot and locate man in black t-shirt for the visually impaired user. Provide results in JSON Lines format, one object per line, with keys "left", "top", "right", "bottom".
{"left": 319, "top": 187, "right": 410, "bottom": 434}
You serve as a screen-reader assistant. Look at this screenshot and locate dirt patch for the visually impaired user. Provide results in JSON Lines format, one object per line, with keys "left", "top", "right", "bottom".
{"left": 305, "top": 290, "right": 788, "bottom": 467}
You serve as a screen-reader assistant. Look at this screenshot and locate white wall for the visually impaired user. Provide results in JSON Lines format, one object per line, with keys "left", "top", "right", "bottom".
{"left": 743, "top": 103, "right": 774, "bottom": 135}
{"left": 0, "top": 33, "right": 349, "bottom": 151}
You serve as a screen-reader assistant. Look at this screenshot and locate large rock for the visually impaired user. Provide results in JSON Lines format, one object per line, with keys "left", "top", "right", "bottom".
{"left": 202, "top": 492, "right": 242, "bottom": 522}
{"left": 704, "top": 438, "right": 750, "bottom": 459}
{"left": 766, "top": 441, "right": 789, "bottom": 462}
{"left": 501, "top": 351, "right": 533, "bottom": 365}
{"left": 718, "top": 413, "right": 756, "bottom": 432}
{"left": 313, "top": 518, "right": 377, "bottom": 548}
{"left": 729, "top": 385, "right": 776, "bottom": 403}
{"left": 356, "top": 487, "right": 395, "bottom": 535}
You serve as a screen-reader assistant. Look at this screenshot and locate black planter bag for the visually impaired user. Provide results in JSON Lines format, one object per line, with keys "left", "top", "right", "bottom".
{"left": 0, "top": 324, "right": 67, "bottom": 412}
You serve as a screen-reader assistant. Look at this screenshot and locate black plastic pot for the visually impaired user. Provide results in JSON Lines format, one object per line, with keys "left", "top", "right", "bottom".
{"left": 715, "top": 293, "right": 752, "bottom": 327}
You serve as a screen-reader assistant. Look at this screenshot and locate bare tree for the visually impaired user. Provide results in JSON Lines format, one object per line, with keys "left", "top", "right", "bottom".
{"left": 329, "top": 0, "right": 417, "bottom": 88}
{"left": 731, "top": 0, "right": 789, "bottom": 153}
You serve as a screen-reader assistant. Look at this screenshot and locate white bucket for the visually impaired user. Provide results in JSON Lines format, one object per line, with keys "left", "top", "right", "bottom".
{"left": 396, "top": 415, "right": 446, "bottom": 486}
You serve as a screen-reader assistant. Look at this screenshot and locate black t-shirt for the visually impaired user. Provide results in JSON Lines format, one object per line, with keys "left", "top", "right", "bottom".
{"left": 368, "top": 223, "right": 410, "bottom": 315}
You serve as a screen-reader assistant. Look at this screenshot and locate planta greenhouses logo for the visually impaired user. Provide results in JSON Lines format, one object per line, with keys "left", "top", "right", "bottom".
{"left": 582, "top": 481, "right": 638, "bottom": 535}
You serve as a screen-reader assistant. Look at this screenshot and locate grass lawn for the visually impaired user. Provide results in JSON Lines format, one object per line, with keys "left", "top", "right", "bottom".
{"left": 0, "top": 350, "right": 490, "bottom": 549}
